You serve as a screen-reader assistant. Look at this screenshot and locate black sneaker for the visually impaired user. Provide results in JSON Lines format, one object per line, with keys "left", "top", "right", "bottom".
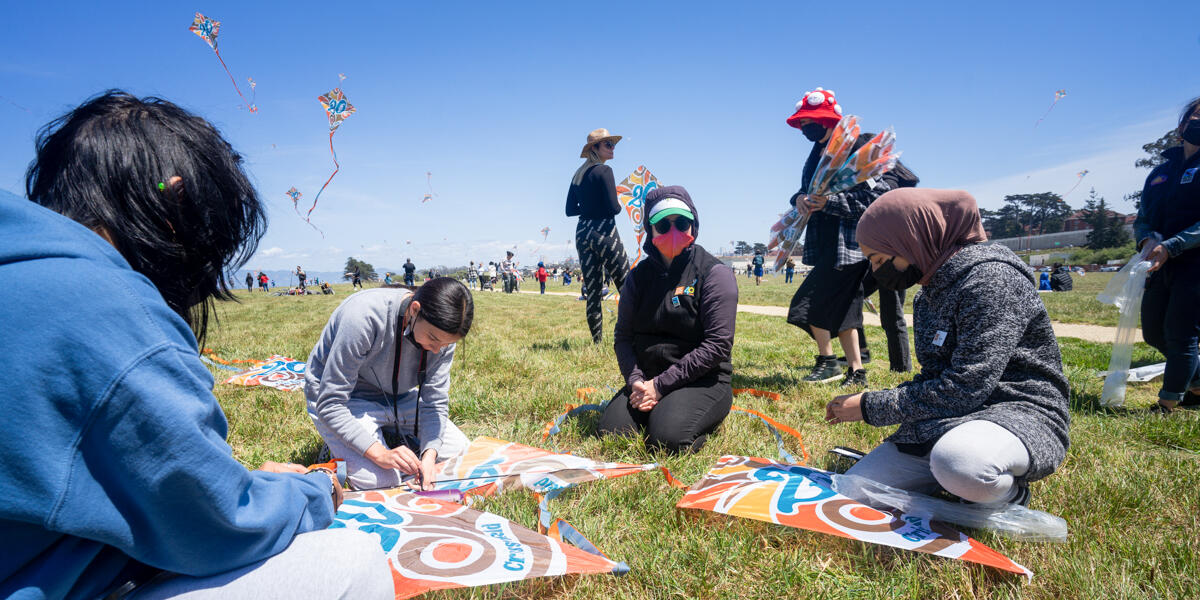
{"left": 1148, "top": 402, "right": 1177, "bottom": 415}
{"left": 840, "top": 368, "right": 868, "bottom": 389}
{"left": 802, "top": 355, "right": 843, "bottom": 383}
{"left": 1182, "top": 391, "right": 1200, "bottom": 408}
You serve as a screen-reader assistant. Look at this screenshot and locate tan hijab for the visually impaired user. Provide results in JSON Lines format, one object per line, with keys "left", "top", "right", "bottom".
{"left": 856, "top": 188, "right": 988, "bottom": 285}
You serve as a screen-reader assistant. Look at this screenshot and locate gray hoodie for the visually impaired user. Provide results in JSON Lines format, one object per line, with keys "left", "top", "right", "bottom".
{"left": 860, "top": 243, "right": 1070, "bottom": 482}
{"left": 305, "top": 288, "right": 456, "bottom": 457}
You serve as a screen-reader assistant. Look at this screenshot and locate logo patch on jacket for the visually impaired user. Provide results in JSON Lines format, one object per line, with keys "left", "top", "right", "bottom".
{"left": 1150, "top": 173, "right": 1168, "bottom": 186}
{"left": 673, "top": 279, "right": 698, "bottom": 298}
{"left": 1183, "top": 168, "right": 1197, "bottom": 185}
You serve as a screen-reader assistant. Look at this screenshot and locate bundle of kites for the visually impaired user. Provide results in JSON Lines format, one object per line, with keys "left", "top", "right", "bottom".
{"left": 767, "top": 115, "right": 901, "bottom": 271}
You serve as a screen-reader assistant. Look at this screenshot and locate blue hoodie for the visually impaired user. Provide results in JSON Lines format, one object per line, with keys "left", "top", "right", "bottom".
{"left": 0, "top": 194, "right": 334, "bottom": 599}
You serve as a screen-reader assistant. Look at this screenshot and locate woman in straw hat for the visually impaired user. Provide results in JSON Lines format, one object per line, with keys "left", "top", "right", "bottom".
{"left": 825, "top": 188, "right": 1070, "bottom": 507}
{"left": 566, "top": 128, "right": 630, "bottom": 344}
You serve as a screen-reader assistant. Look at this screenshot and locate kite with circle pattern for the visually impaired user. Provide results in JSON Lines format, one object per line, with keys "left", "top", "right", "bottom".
{"left": 333, "top": 488, "right": 626, "bottom": 599}
{"left": 615, "top": 165, "right": 658, "bottom": 266}
{"left": 676, "top": 455, "right": 1032, "bottom": 577}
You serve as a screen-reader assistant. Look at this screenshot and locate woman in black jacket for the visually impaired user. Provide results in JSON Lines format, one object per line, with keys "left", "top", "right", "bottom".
{"left": 1134, "top": 96, "right": 1200, "bottom": 412}
{"left": 598, "top": 186, "right": 738, "bottom": 453}
{"left": 566, "top": 128, "right": 630, "bottom": 343}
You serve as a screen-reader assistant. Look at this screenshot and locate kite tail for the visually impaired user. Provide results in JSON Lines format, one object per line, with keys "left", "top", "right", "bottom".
{"left": 213, "top": 50, "right": 252, "bottom": 111}
{"left": 309, "top": 131, "right": 339, "bottom": 219}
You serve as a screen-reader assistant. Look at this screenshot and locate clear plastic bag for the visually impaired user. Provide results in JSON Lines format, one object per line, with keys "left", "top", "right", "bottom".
{"left": 1095, "top": 243, "right": 1156, "bottom": 407}
{"left": 830, "top": 473, "right": 1068, "bottom": 542}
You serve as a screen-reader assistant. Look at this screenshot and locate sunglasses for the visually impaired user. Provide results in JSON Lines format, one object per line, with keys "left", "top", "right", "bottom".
{"left": 601, "top": 141, "right": 615, "bottom": 149}
{"left": 653, "top": 216, "right": 693, "bottom": 234}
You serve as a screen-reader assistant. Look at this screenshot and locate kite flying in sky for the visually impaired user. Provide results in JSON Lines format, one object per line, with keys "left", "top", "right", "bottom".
{"left": 307, "top": 88, "right": 356, "bottom": 225}
{"left": 187, "top": 13, "right": 255, "bottom": 113}
{"left": 540, "top": 226, "right": 550, "bottom": 241}
{"left": 1034, "top": 89, "right": 1067, "bottom": 128}
{"left": 1063, "top": 169, "right": 1089, "bottom": 197}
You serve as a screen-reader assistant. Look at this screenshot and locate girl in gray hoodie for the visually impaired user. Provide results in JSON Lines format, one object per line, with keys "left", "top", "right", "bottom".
{"left": 825, "top": 189, "right": 1070, "bottom": 506}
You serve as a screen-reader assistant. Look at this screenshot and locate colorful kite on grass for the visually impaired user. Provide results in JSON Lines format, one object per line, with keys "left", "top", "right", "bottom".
{"left": 768, "top": 115, "right": 900, "bottom": 271}
{"left": 615, "top": 166, "right": 659, "bottom": 266}
{"left": 1034, "top": 89, "right": 1067, "bottom": 128}
{"left": 333, "top": 488, "right": 627, "bottom": 599}
{"left": 308, "top": 88, "right": 356, "bottom": 225}
{"left": 677, "top": 456, "right": 1032, "bottom": 577}
{"left": 1063, "top": 169, "right": 1089, "bottom": 197}
{"left": 187, "top": 13, "right": 255, "bottom": 113}
{"left": 223, "top": 355, "right": 306, "bottom": 391}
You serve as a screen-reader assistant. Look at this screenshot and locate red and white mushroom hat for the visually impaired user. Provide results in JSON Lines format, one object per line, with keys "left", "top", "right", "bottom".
{"left": 786, "top": 87, "right": 844, "bottom": 129}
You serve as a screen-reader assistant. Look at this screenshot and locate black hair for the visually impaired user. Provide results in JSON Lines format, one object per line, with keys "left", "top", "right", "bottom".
{"left": 1181, "top": 96, "right": 1200, "bottom": 129}
{"left": 25, "top": 90, "right": 266, "bottom": 346}
{"left": 413, "top": 277, "right": 474, "bottom": 336}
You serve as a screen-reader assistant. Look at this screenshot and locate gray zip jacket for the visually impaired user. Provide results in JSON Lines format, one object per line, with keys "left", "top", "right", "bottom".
{"left": 860, "top": 243, "right": 1070, "bottom": 482}
{"left": 305, "top": 288, "right": 455, "bottom": 457}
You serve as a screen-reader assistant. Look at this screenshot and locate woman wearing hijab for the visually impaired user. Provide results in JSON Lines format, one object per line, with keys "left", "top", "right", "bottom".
{"left": 1135, "top": 96, "right": 1200, "bottom": 412}
{"left": 598, "top": 186, "right": 738, "bottom": 453}
{"left": 825, "top": 188, "right": 1070, "bottom": 506}
{"left": 306, "top": 277, "right": 473, "bottom": 491}
{"left": 566, "top": 128, "right": 631, "bottom": 344}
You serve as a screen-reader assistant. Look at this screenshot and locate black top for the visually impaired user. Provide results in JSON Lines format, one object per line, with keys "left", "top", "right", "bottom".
{"left": 565, "top": 164, "right": 621, "bottom": 219}
{"left": 1138, "top": 146, "right": 1200, "bottom": 261}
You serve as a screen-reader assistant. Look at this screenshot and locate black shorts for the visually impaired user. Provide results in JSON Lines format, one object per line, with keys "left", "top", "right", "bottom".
{"left": 787, "top": 260, "right": 869, "bottom": 335}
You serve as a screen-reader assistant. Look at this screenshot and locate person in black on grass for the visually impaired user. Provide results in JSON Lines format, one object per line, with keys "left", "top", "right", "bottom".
{"left": 597, "top": 185, "right": 738, "bottom": 453}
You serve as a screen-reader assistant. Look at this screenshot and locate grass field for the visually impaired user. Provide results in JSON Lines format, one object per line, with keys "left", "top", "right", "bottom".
{"left": 736, "top": 270, "right": 1124, "bottom": 327}
{"left": 207, "top": 284, "right": 1198, "bottom": 600}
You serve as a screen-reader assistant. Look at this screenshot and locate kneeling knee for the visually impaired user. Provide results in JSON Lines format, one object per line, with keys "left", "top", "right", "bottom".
{"left": 929, "top": 448, "right": 1010, "bottom": 504}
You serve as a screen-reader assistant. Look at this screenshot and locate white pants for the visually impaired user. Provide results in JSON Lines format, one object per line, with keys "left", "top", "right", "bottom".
{"left": 133, "top": 529, "right": 392, "bottom": 599}
{"left": 846, "top": 420, "right": 1031, "bottom": 505}
{"left": 311, "top": 397, "right": 469, "bottom": 490}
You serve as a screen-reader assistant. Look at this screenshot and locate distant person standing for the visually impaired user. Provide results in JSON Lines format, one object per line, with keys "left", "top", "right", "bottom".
{"left": 785, "top": 258, "right": 796, "bottom": 284}
{"left": 403, "top": 258, "right": 416, "bottom": 286}
{"left": 467, "top": 261, "right": 479, "bottom": 289}
{"left": 536, "top": 261, "right": 549, "bottom": 294}
{"left": 566, "top": 128, "right": 630, "bottom": 343}
{"left": 500, "top": 251, "right": 517, "bottom": 293}
{"left": 752, "top": 249, "right": 765, "bottom": 285}
{"left": 296, "top": 265, "right": 307, "bottom": 291}
{"left": 245, "top": 271, "right": 254, "bottom": 293}
{"left": 257, "top": 271, "right": 269, "bottom": 292}
{"left": 348, "top": 265, "right": 363, "bottom": 290}
{"left": 383, "top": 272, "right": 393, "bottom": 285}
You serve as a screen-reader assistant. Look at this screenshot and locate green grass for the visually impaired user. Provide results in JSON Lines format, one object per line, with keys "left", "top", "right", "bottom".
{"left": 737, "top": 270, "right": 1125, "bottom": 327}
{"left": 207, "top": 284, "right": 1199, "bottom": 600}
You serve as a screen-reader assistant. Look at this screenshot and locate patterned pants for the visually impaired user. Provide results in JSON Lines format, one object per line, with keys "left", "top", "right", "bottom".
{"left": 576, "top": 218, "right": 629, "bottom": 343}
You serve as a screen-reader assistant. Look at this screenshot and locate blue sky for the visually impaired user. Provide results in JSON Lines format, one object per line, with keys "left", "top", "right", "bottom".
{"left": 1, "top": 1, "right": 1196, "bottom": 272}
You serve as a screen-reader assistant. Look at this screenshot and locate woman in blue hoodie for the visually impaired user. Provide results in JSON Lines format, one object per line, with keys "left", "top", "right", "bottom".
{"left": 598, "top": 186, "right": 739, "bottom": 453}
{"left": 1, "top": 91, "right": 392, "bottom": 599}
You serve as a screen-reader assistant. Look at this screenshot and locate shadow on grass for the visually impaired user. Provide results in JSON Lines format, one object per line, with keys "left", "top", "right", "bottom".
{"left": 530, "top": 337, "right": 582, "bottom": 352}
{"left": 289, "top": 439, "right": 326, "bottom": 466}
{"left": 732, "top": 370, "right": 801, "bottom": 391}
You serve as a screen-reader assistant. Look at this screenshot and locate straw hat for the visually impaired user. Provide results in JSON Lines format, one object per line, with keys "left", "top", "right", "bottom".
{"left": 580, "top": 128, "right": 622, "bottom": 158}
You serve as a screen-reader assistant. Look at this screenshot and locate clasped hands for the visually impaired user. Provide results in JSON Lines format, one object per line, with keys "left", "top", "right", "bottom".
{"left": 630, "top": 379, "right": 661, "bottom": 412}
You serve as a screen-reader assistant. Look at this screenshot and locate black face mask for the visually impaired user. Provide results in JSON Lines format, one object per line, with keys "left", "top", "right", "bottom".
{"left": 1182, "top": 119, "right": 1200, "bottom": 146}
{"left": 873, "top": 258, "right": 923, "bottom": 291}
{"left": 800, "top": 123, "right": 827, "bottom": 143}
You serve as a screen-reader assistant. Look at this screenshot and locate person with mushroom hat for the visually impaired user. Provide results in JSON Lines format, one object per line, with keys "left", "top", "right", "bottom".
{"left": 565, "top": 128, "right": 631, "bottom": 344}
{"left": 597, "top": 185, "right": 739, "bottom": 453}
{"left": 825, "top": 188, "right": 1070, "bottom": 507}
{"left": 785, "top": 87, "right": 920, "bottom": 387}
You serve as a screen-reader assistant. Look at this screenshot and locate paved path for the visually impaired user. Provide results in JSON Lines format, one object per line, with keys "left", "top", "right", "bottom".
{"left": 511, "top": 290, "right": 1125, "bottom": 343}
